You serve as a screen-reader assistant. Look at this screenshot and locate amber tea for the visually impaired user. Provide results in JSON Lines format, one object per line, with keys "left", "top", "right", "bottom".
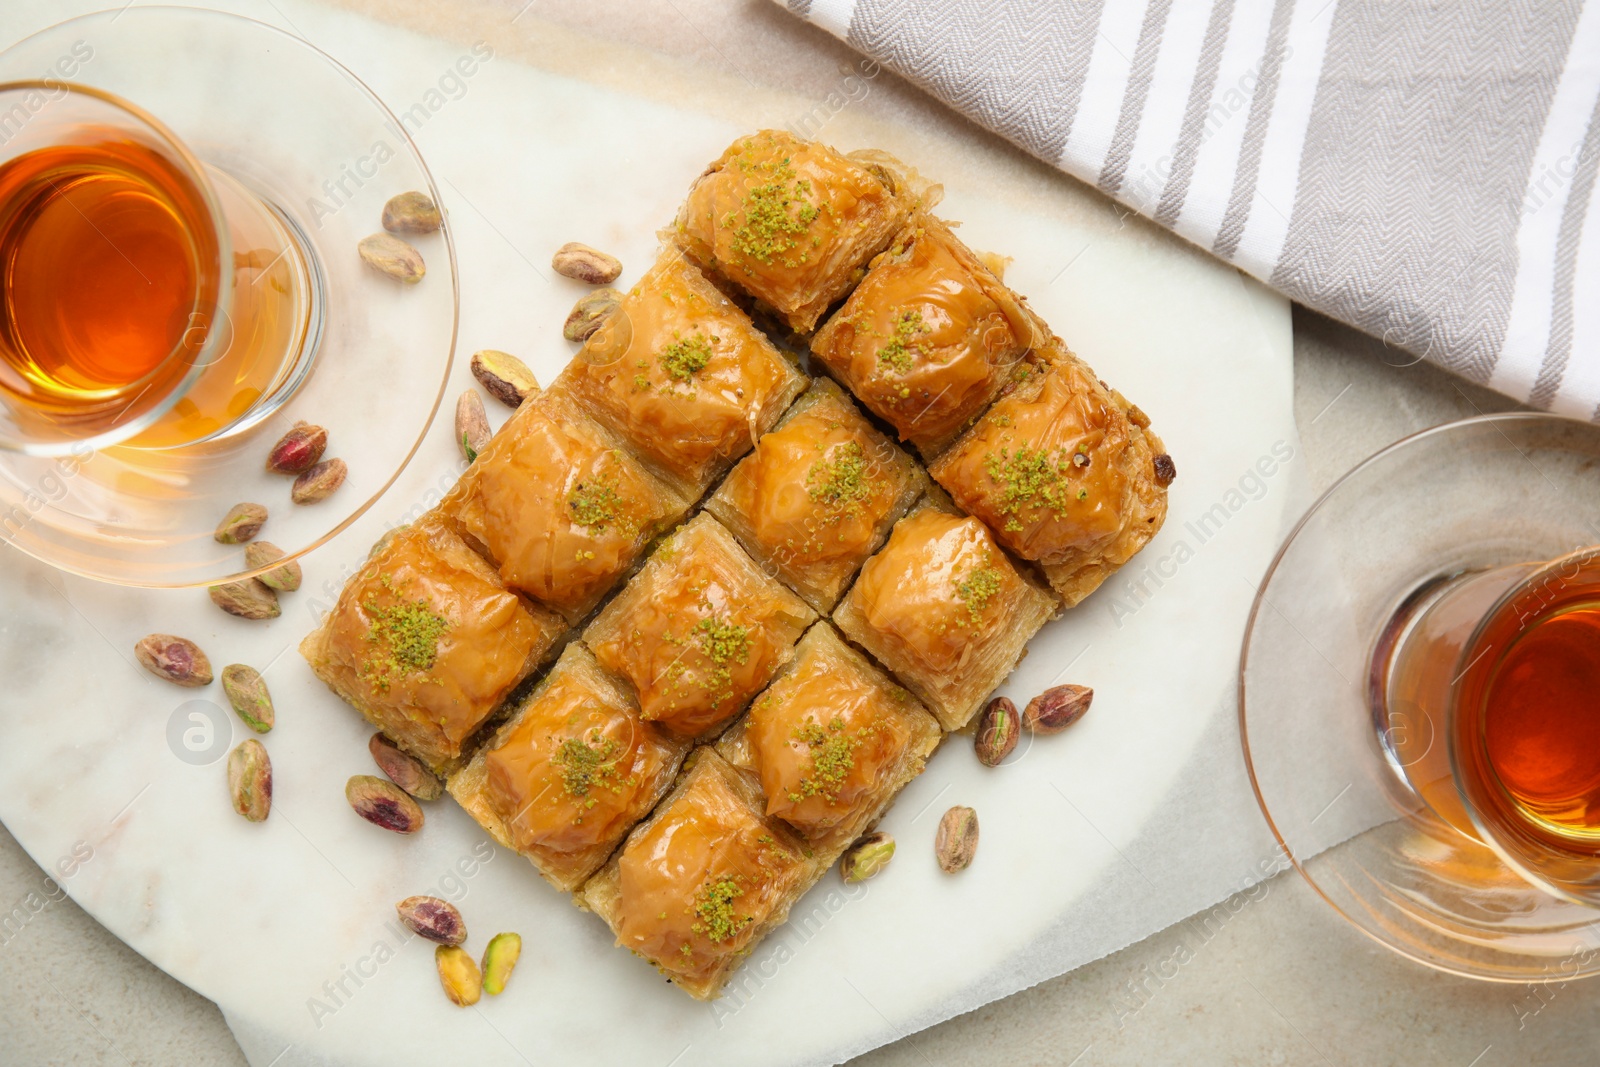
{"left": 1378, "top": 547, "right": 1600, "bottom": 901}
{"left": 0, "top": 83, "right": 319, "bottom": 452}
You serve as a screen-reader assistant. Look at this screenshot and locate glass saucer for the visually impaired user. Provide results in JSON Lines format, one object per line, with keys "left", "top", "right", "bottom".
{"left": 0, "top": 7, "right": 457, "bottom": 587}
{"left": 1240, "top": 413, "right": 1600, "bottom": 982}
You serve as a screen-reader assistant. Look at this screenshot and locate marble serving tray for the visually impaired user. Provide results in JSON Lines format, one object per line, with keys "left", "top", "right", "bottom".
{"left": 0, "top": 2, "right": 1297, "bottom": 1065}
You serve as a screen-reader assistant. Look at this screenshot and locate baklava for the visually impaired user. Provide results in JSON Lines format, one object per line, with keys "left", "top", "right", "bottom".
{"left": 716, "top": 622, "right": 941, "bottom": 854}
{"left": 704, "top": 378, "right": 925, "bottom": 613}
{"left": 810, "top": 214, "right": 1043, "bottom": 458}
{"left": 584, "top": 512, "right": 816, "bottom": 739}
{"left": 440, "top": 389, "right": 693, "bottom": 622}
{"left": 448, "top": 644, "right": 690, "bottom": 892}
{"left": 834, "top": 499, "right": 1057, "bottom": 730}
{"left": 553, "top": 249, "right": 807, "bottom": 497}
{"left": 928, "top": 342, "right": 1172, "bottom": 606}
{"left": 673, "top": 129, "right": 911, "bottom": 334}
{"left": 579, "top": 748, "right": 818, "bottom": 999}
{"left": 300, "top": 518, "right": 567, "bottom": 775}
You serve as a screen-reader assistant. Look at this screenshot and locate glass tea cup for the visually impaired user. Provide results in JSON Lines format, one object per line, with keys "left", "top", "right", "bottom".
{"left": 0, "top": 79, "right": 323, "bottom": 456}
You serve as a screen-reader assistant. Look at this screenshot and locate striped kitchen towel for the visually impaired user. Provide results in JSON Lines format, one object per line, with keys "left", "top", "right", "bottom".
{"left": 777, "top": 0, "right": 1600, "bottom": 418}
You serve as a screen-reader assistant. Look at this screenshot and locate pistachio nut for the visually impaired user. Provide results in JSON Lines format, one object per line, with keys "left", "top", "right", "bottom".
{"left": 973, "top": 696, "right": 1019, "bottom": 767}
{"left": 135, "top": 634, "right": 213, "bottom": 687}
{"left": 470, "top": 349, "right": 540, "bottom": 408}
{"left": 369, "top": 733, "right": 443, "bottom": 801}
{"left": 214, "top": 502, "right": 268, "bottom": 544}
{"left": 455, "top": 390, "right": 490, "bottom": 463}
{"left": 221, "top": 663, "right": 274, "bottom": 733}
{"left": 291, "top": 458, "right": 347, "bottom": 505}
{"left": 934, "top": 806, "right": 979, "bottom": 873}
{"left": 209, "top": 579, "right": 281, "bottom": 621}
{"left": 435, "top": 945, "right": 482, "bottom": 1007}
{"left": 481, "top": 932, "right": 522, "bottom": 996}
{"left": 562, "top": 288, "right": 623, "bottom": 343}
{"left": 1024, "top": 684, "right": 1093, "bottom": 735}
{"left": 396, "top": 895, "right": 466, "bottom": 946}
{"left": 265, "top": 422, "right": 327, "bottom": 474}
{"left": 245, "top": 541, "right": 302, "bottom": 593}
{"left": 227, "top": 739, "right": 272, "bottom": 822}
{"left": 345, "top": 774, "right": 424, "bottom": 834}
{"left": 381, "top": 191, "right": 442, "bottom": 235}
{"left": 359, "top": 232, "right": 426, "bottom": 283}
{"left": 840, "top": 832, "right": 895, "bottom": 883}
{"left": 551, "top": 241, "right": 622, "bottom": 285}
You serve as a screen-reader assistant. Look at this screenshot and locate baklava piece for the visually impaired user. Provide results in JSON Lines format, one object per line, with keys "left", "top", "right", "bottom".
{"left": 553, "top": 249, "right": 807, "bottom": 497}
{"left": 584, "top": 513, "right": 816, "bottom": 739}
{"left": 834, "top": 500, "right": 1057, "bottom": 731}
{"left": 448, "top": 644, "right": 689, "bottom": 892}
{"left": 928, "top": 343, "right": 1172, "bottom": 606}
{"left": 300, "top": 519, "right": 567, "bottom": 775}
{"left": 673, "top": 129, "right": 911, "bottom": 334}
{"left": 439, "top": 390, "right": 693, "bottom": 622}
{"left": 810, "top": 214, "right": 1043, "bottom": 458}
{"left": 580, "top": 748, "right": 818, "bottom": 1000}
{"left": 704, "top": 378, "right": 924, "bottom": 613}
{"left": 716, "top": 623, "right": 941, "bottom": 854}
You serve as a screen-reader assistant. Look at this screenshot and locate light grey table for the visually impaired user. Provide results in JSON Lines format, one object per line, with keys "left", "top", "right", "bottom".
{"left": 2, "top": 1, "right": 1597, "bottom": 1063}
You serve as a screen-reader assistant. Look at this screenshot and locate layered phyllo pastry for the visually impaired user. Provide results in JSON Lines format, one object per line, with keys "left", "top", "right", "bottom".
{"left": 928, "top": 342, "right": 1172, "bottom": 606}
{"left": 584, "top": 513, "right": 816, "bottom": 739}
{"left": 809, "top": 214, "right": 1043, "bottom": 458}
{"left": 448, "top": 644, "right": 690, "bottom": 892}
{"left": 673, "top": 130, "right": 912, "bottom": 334}
{"left": 300, "top": 518, "right": 568, "bottom": 775}
{"left": 440, "top": 390, "right": 693, "bottom": 622}
{"left": 716, "top": 623, "right": 941, "bottom": 853}
{"left": 834, "top": 499, "right": 1057, "bottom": 731}
{"left": 553, "top": 249, "right": 807, "bottom": 497}
{"left": 704, "top": 378, "right": 924, "bottom": 613}
{"left": 580, "top": 748, "right": 818, "bottom": 999}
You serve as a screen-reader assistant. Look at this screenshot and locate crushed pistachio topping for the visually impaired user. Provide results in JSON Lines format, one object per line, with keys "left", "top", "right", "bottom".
{"left": 954, "top": 558, "right": 1004, "bottom": 624}
{"left": 787, "top": 716, "right": 868, "bottom": 803}
{"left": 552, "top": 730, "right": 627, "bottom": 809}
{"left": 876, "top": 308, "right": 930, "bottom": 375}
{"left": 692, "top": 877, "right": 752, "bottom": 943}
{"left": 693, "top": 615, "right": 751, "bottom": 704}
{"left": 983, "top": 445, "right": 1076, "bottom": 532}
{"left": 568, "top": 478, "right": 626, "bottom": 532}
{"left": 806, "top": 441, "right": 872, "bottom": 516}
{"left": 361, "top": 590, "right": 449, "bottom": 691}
{"left": 731, "top": 155, "right": 819, "bottom": 266}
{"left": 658, "top": 334, "right": 714, "bottom": 384}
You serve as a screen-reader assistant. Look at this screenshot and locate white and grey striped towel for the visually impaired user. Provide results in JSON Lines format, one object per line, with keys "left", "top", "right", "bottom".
{"left": 776, "top": 0, "right": 1600, "bottom": 419}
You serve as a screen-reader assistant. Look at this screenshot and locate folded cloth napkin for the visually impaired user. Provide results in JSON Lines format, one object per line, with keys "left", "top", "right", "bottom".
{"left": 776, "top": 0, "right": 1600, "bottom": 419}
